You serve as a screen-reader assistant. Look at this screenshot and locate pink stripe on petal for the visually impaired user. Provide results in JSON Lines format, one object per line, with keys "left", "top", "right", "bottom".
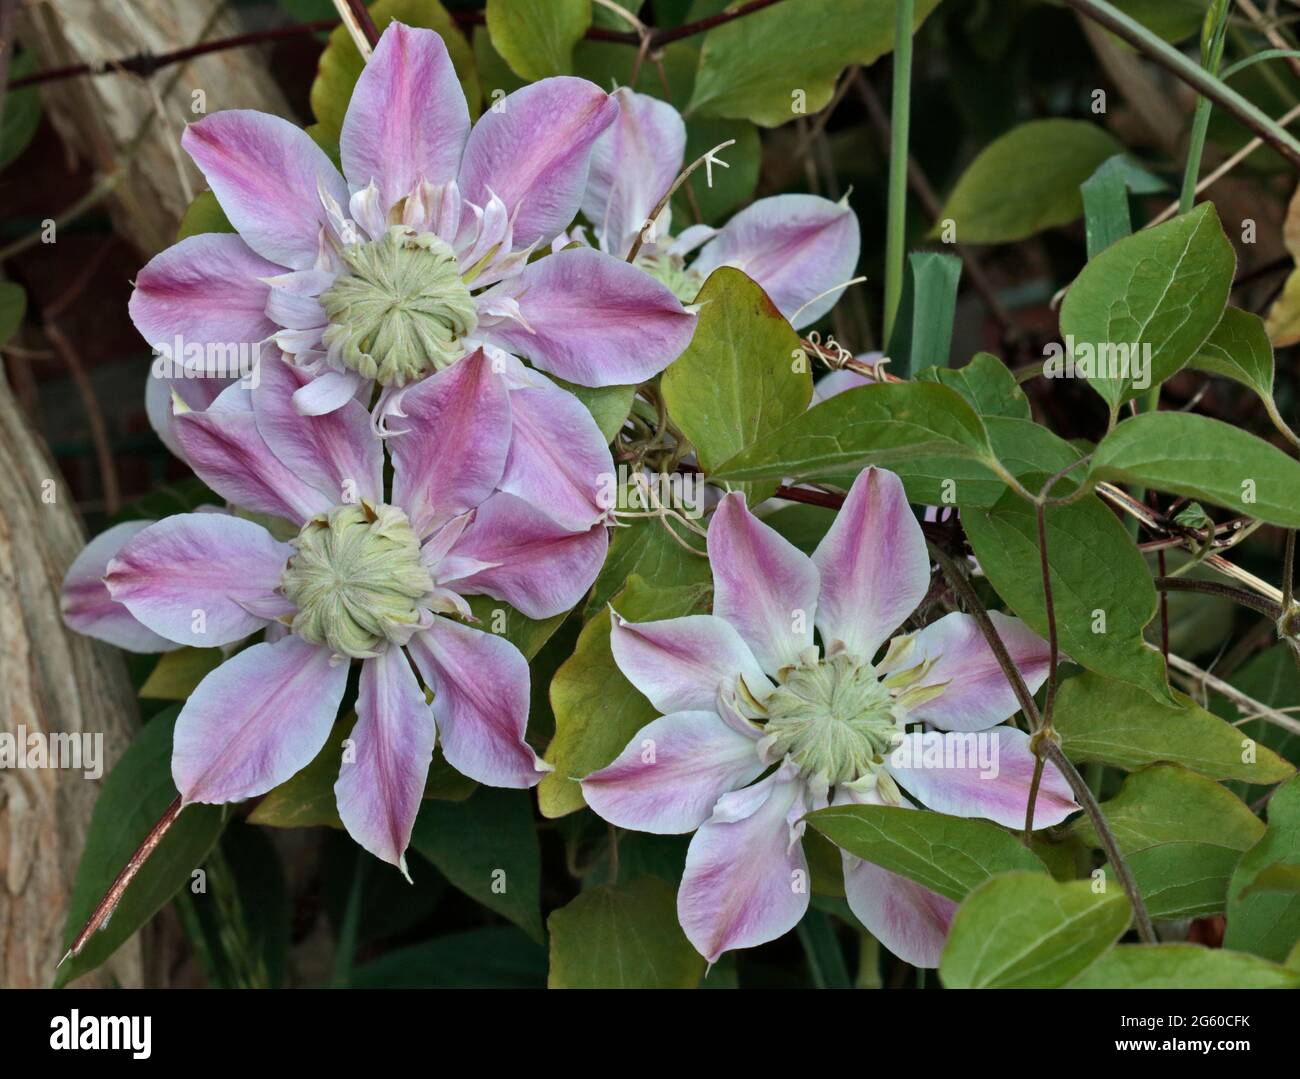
{"left": 811, "top": 467, "right": 929, "bottom": 661}
{"left": 609, "top": 613, "right": 770, "bottom": 715}
{"left": 105, "top": 513, "right": 292, "bottom": 647}
{"left": 407, "top": 617, "right": 545, "bottom": 788}
{"left": 582, "top": 87, "right": 685, "bottom": 257}
{"left": 499, "top": 377, "right": 614, "bottom": 531}
{"left": 885, "top": 611, "right": 1052, "bottom": 732}
{"left": 129, "top": 234, "right": 280, "bottom": 353}
{"left": 335, "top": 647, "right": 437, "bottom": 874}
{"left": 173, "top": 636, "right": 348, "bottom": 804}
{"left": 478, "top": 247, "right": 695, "bottom": 386}
{"left": 61, "top": 521, "right": 180, "bottom": 653}
{"left": 442, "top": 493, "right": 607, "bottom": 619}
{"left": 693, "top": 194, "right": 861, "bottom": 329}
{"left": 678, "top": 768, "right": 810, "bottom": 962}
{"left": 842, "top": 855, "right": 957, "bottom": 969}
{"left": 253, "top": 355, "right": 383, "bottom": 505}
{"left": 390, "top": 349, "right": 512, "bottom": 538}
{"left": 883, "top": 728, "right": 1079, "bottom": 829}
{"left": 457, "top": 77, "right": 618, "bottom": 249}
{"left": 582, "top": 710, "right": 765, "bottom": 834}
{"left": 708, "top": 492, "right": 819, "bottom": 676}
{"left": 182, "top": 110, "right": 348, "bottom": 270}
{"left": 340, "top": 22, "right": 470, "bottom": 209}
{"left": 173, "top": 402, "right": 333, "bottom": 524}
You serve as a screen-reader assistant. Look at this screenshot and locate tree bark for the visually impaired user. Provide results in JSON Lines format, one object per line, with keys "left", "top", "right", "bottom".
{"left": 0, "top": 370, "right": 143, "bottom": 988}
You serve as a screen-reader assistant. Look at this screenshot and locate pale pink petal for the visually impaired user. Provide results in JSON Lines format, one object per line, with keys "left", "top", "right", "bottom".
{"left": 477, "top": 246, "right": 695, "bottom": 386}
{"left": 582, "top": 710, "right": 765, "bottom": 834}
{"left": 173, "top": 635, "right": 348, "bottom": 804}
{"left": 882, "top": 611, "right": 1052, "bottom": 732}
{"left": 145, "top": 371, "right": 184, "bottom": 459}
{"left": 389, "top": 348, "right": 512, "bottom": 538}
{"left": 182, "top": 110, "right": 349, "bottom": 269}
{"left": 812, "top": 367, "right": 874, "bottom": 403}
{"left": 104, "top": 513, "right": 293, "bottom": 647}
{"left": 693, "top": 194, "right": 860, "bottom": 328}
{"left": 499, "top": 376, "right": 614, "bottom": 530}
{"left": 457, "top": 76, "right": 618, "bottom": 249}
{"left": 608, "top": 613, "right": 770, "bottom": 714}
{"left": 173, "top": 391, "right": 334, "bottom": 524}
{"left": 407, "top": 617, "right": 546, "bottom": 788}
{"left": 708, "top": 492, "right": 819, "bottom": 675}
{"left": 129, "top": 234, "right": 280, "bottom": 354}
{"left": 843, "top": 856, "right": 956, "bottom": 969}
{"left": 335, "top": 647, "right": 437, "bottom": 874}
{"left": 441, "top": 493, "right": 606, "bottom": 619}
{"left": 252, "top": 355, "right": 382, "bottom": 505}
{"left": 884, "top": 727, "right": 1079, "bottom": 829}
{"left": 339, "top": 22, "right": 470, "bottom": 209}
{"left": 293, "top": 368, "right": 365, "bottom": 416}
{"left": 678, "top": 767, "right": 810, "bottom": 962}
{"left": 581, "top": 87, "right": 685, "bottom": 257}
{"left": 811, "top": 467, "right": 929, "bottom": 661}
{"left": 61, "top": 522, "right": 180, "bottom": 653}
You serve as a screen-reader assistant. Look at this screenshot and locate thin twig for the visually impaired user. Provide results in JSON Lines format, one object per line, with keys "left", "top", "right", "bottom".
{"left": 1167, "top": 652, "right": 1300, "bottom": 736}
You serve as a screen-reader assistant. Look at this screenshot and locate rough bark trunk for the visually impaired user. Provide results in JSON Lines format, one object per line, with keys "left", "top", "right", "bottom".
{"left": 0, "top": 370, "right": 143, "bottom": 988}
{"left": 17, "top": 0, "right": 292, "bottom": 255}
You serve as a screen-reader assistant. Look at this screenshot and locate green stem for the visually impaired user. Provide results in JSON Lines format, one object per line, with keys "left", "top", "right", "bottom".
{"left": 883, "top": 0, "right": 914, "bottom": 345}
{"left": 1179, "top": 0, "right": 1232, "bottom": 213}
{"left": 797, "top": 909, "right": 851, "bottom": 989}
{"left": 331, "top": 850, "right": 368, "bottom": 988}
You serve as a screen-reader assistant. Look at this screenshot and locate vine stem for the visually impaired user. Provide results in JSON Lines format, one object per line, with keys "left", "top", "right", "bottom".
{"left": 882, "top": 0, "right": 914, "bottom": 345}
{"left": 1065, "top": 0, "right": 1300, "bottom": 169}
{"left": 1178, "top": 0, "right": 1232, "bottom": 213}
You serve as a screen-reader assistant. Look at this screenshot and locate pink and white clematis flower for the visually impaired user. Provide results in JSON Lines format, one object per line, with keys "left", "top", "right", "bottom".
{"left": 130, "top": 22, "right": 694, "bottom": 527}
{"left": 574, "top": 87, "right": 860, "bottom": 325}
{"left": 581, "top": 466, "right": 1078, "bottom": 966}
{"left": 63, "top": 349, "right": 607, "bottom": 873}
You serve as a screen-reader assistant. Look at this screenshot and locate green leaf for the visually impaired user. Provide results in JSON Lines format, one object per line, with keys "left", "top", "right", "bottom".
{"left": 0, "top": 52, "right": 42, "bottom": 170}
{"left": 963, "top": 489, "right": 1171, "bottom": 702}
{"left": 984, "top": 416, "right": 1090, "bottom": 486}
{"left": 540, "top": 576, "right": 710, "bottom": 817}
{"left": 138, "top": 647, "right": 223, "bottom": 700}
{"left": 884, "top": 252, "right": 962, "bottom": 377}
{"left": 353, "top": 927, "right": 547, "bottom": 987}
{"left": 1053, "top": 672, "right": 1295, "bottom": 784}
{"left": 586, "top": 513, "right": 711, "bottom": 615}
{"left": 1059, "top": 204, "right": 1235, "bottom": 408}
{"left": 57, "top": 708, "right": 225, "bottom": 987}
{"left": 1089, "top": 411, "right": 1300, "bottom": 528}
{"left": 1226, "top": 775, "right": 1300, "bottom": 961}
{"left": 939, "top": 872, "right": 1131, "bottom": 989}
{"left": 687, "top": 0, "right": 941, "bottom": 127}
{"left": 1080, "top": 154, "right": 1168, "bottom": 259}
{"left": 1070, "top": 763, "right": 1264, "bottom": 853}
{"left": 1238, "top": 862, "right": 1300, "bottom": 898}
{"left": 176, "top": 190, "right": 234, "bottom": 241}
{"left": 807, "top": 805, "right": 1045, "bottom": 903}
{"left": 1108, "top": 0, "right": 1207, "bottom": 43}
{"left": 661, "top": 267, "right": 810, "bottom": 502}
{"left": 917, "top": 352, "right": 1031, "bottom": 420}
{"left": 410, "top": 787, "right": 543, "bottom": 941}
{"left": 463, "top": 595, "right": 564, "bottom": 660}
{"left": 935, "top": 120, "right": 1123, "bottom": 244}
{"left": 547, "top": 876, "right": 705, "bottom": 988}
{"left": 1113, "top": 841, "right": 1240, "bottom": 919}
{"left": 1189, "top": 306, "right": 1275, "bottom": 399}
{"left": 1069, "top": 943, "right": 1300, "bottom": 989}
{"left": 0, "top": 281, "right": 27, "bottom": 346}
{"left": 552, "top": 379, "right": 635, "bottom": 442}
{"left": 485, "top": 0, "right": 591, "bottom": 80}
{"left": 311, "top": 0, "right": 480, "bottom": 144}
{"left": 709, "top": 381, "right": 998, "bottom": 508}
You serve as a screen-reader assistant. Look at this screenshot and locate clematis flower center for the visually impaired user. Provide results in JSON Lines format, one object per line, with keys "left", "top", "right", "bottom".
{"left": 319, "top": 225, "right": 478, "bottom": 386}
{"left": 759, "top": 653, "right": 908, "bottom": 787}
{"left": 280, "top": 501, "right": 433, "bottom": 659}
{"left": 636, "top": 251, "right": 703, "bottom": 304}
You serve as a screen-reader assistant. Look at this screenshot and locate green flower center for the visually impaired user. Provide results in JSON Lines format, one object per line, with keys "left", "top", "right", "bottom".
{"left": 760, "top": 654, "right": 907, "bottom": 787}
{"left": 319, "top": 226, "right": 477, "bottom": 386}
{"left": 280, "top": 501, "right": 433, "bottom": 659}
{"left": 636, "top": 252, "right": 703, "bottom": 304}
